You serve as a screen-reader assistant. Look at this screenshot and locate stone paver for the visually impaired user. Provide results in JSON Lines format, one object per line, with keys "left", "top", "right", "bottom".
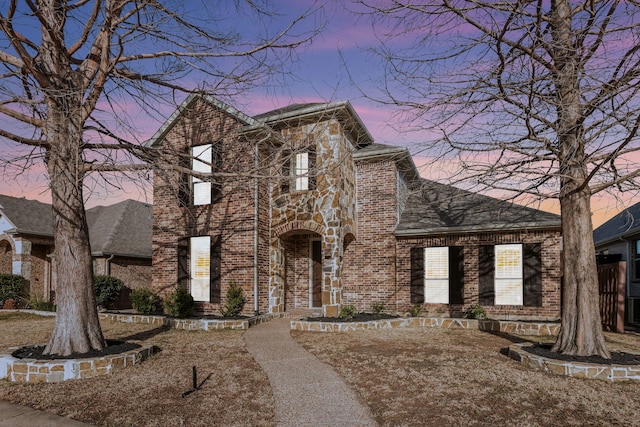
{"left": 245, "top": 317, "right": 376, "bottom": 427}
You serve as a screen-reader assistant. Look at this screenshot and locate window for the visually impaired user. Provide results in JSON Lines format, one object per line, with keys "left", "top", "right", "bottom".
{"left": 282, "top": 147, "right": 316, "bottom": 193}
{"left": 478, "top": 243, "right": 542, "bottom": 307}
{"left": 191, "top": 143, "right": 222, "bottom": 206}
{"left": 424, "top": 247, "right": 449, "bottom": 303}
{"left": 178, "top": 236, "right": 221, "bottom": 303}
{"left": 494, "top": 244, "right": 523, "bottom": 305}
{"left": 410, "top": 246, "right": 464, "bottom": 305}
{"left": 633, "top": 240, "right": 640, "bottom": 281}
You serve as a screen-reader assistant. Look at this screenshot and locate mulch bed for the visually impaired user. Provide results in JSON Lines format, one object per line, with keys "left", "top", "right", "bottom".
{"left": 303, "top": 313, "right": 399, "bottom": 323}
{"left": 11, "top": 340, "right": 141, "bottom": 360}
{"left": 525, "top": 343, "right": 640, "bottom": 365}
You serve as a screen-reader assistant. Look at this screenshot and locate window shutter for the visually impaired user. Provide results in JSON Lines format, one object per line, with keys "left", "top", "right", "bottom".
{"left": 177, "top": 241, "right": 189, "bottom": 289}
{"left": 178, "top": 155, "right": 191, "bottom": 207}
{"left": 281, "top": 151, "right": 290, "bottom": 193}
{"left": 523, "top": 243, "right": 542, "bottom": 307}
{"left": 449, "top": 246, "right": 464, "bottom": 305}
{"left": 478, "top": 245, "right": 495, "bottom": 305}
{"left": 410, "top": 247, "right": 425, "bottom": 304}
{"left": 210, "top": 236, "right": 221, "bottom": 303}
{"left": 211, "top": 142, "right": 223, "bottom": 204}
{"left": 308, "top": 145, "right": 317, "bottom": 190}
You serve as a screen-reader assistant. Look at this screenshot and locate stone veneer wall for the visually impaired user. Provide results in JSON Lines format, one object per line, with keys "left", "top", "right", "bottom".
{"left": 396, "top": 230, "right": 562, "bottom": 320}
{"left": 342, "top": 159, "right": 400, "bottom": 312}
{"left": 152, "top": 98, "right": 264, "bottom": 315}
{"left": 269, "top": 119, "right": 358, "bottom": 317}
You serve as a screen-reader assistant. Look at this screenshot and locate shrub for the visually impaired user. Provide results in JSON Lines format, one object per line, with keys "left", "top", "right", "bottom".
{"left": 94, "top": 275, "right": 124, "bottom": 308}
{"left": 221, "top": 282, "right": 246, "bottom": 317}
{"left": 338, "top": 304, "right": 357, "bottom": 320}
{"left": 0, "top": 274, "right": 25, "bottom": 303}
{"left": 130, "top": 287, "right": 160, "bottom": 315}
{"left": 30, "top": 296, "right": 56, "bottom": 312}
{"left": 409, "top": 304, "right": 423, "bottom": 317}
{"left": 164, "top": 286, "right": 195, "bottom": 318}
{"left": 371, "top": 301, "right": 385, "bottom": 315}
{"left": 463, "top": 304, "right": 488, "bottom": 320}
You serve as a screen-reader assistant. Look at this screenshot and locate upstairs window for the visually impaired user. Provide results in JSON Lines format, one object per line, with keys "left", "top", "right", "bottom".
{"left": 191, "top": 143, "right": 222, "bottom": 206}
{"left": 282, "top": 146, "right": 316, "bottom": 193}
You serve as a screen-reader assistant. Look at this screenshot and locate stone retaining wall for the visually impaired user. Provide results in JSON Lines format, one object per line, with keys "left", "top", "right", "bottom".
{"left": 0, "top": 343, "right": 156, "bottom": 383}
{"left": 509, "top": 343, "right": 640, "bottom": 381}
{"left": 100, "top": 312, "right": 276, "bottom": 331}
{"left": 290, "top": 317, "right": 561, "bottom": 336}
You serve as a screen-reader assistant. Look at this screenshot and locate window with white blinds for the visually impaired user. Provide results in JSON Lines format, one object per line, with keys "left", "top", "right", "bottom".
{"left": 294, "top": 152, "right": 309, "bottom": 191}
{"left": 494, "top": 244, "right": 523, "bottom": 305}
{"left": 424, "top": 247, "right": 449, "bottom": 304}
{"left": 192, "top": 144, "right": 212, "bottom": 205}
{"left": 190, "top": 236, "right": 210, "bottom": 302}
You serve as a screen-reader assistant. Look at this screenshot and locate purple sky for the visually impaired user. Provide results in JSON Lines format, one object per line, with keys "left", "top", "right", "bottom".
{"left": 0, "top": 1, "right": 632, "bottom": 227}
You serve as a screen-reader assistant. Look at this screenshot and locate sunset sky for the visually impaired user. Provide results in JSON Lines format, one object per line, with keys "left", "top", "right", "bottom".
{"left": 0, "top": 1, "right": 636, "bottom": 228}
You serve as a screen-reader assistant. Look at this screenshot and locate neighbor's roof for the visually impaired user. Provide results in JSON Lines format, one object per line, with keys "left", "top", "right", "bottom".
{"left": 0, "top": 194, "right": 53, "bottom": 237}
{"left": 396, "top": 179, "right": 561, "bottom": 236}
{"left": 86, "top": 199, "right": 152, "bottom": 258}
{"left": 593, "top": 201, "right": 640, "bottom": 246}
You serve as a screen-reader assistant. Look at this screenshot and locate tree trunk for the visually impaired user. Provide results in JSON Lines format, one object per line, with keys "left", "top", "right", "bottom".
{"left": 551, "top": 185, "right": 610, "bottom": 358}
{"left": 43, "top": 99, "right": 106, "bottom": 357}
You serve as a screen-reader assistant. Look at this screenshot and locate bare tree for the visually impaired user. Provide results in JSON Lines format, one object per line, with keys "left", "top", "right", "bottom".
{"left": 0, "top": 0, "right": 319, "bottom": 356}
{"left": 359, "top": 0, "right": 640, "bottom": 357}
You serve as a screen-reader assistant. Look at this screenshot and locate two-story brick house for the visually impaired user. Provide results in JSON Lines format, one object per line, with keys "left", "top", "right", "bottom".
{"left": 148, "top": 94, "right": 562, "bottom": 320}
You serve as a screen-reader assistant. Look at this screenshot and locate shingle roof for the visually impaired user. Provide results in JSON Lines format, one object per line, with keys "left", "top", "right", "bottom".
{"left": 0, "top": 195, "right": 53, "bottom": 236}
{"left": 0, "top": 195, "right": 151, "bottom": 258}
{"left": 593, "top": 201, "right": 640, "bottom": 245}
{"left": 86, "top": 199, "right": 152, "bottom": 258}
{"left": 396, "top": 179, "right": 561, "bottom": 236}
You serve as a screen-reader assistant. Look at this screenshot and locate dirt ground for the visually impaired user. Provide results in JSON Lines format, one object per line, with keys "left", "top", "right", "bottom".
{"left": 2, "top": 312, "right": 640, "bottom": 426}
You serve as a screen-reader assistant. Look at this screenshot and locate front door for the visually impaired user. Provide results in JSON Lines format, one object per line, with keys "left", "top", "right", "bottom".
{"left": 311, "top": 240, "right": 322, "bottom": 308}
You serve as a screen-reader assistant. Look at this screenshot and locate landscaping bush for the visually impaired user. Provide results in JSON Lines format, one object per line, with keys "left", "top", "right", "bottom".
{"left": 30, "top": 296, "right": 56, "bottom": 312}
{"left": 338, "top": 304, "right": 357, "bottom": 320}
{"left": 130, "top": 287, "right": 160, "bottom": 314}
{"left": 164, "top": 286, "right": 194, "bottom": 318}
{"left": 0, "top": 274, "right": 25, "bottom": 304}
{"left": 463, "top": 304, "right": 488, "bottom": 320}
{"left": 409, "top": 304, "right": 423, "bottom": 317}
{"left": 221, "top": 282, "right": 246, "bottom": 317}
{"left": 94, "top": 275, "right": 124, "bottom": 308}
{"left": 371, "top": 301, "right": 385, "bottom": 315}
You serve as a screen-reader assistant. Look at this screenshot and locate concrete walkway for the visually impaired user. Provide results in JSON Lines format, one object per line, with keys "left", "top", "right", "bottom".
{"left": 0, "top": 400, "right": 94, "bottom": 426}
{"left": 245, "top": 317, "right": 376, "bottom": 427}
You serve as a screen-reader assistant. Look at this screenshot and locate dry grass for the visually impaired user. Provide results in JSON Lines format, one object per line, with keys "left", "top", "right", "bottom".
{"left": 0, "top": 313, "right": 274, "bottom": 427}
{"left": 4, "top": 312, "right": 640, "bottom": 426}
{"left": 292, "top": 328, "right": 640, "bottom": 427}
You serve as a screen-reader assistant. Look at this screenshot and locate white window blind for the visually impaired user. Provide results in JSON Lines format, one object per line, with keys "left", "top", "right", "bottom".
{"left": 192, "top": 145, "right": 212, "bottom": 205}
{"left": 190, "top": 236, "right": 210, "bottom": 302}
{"left": 424, "top": 247, "right": 449, "bottom": 304}
{"left": 495, "top": 244, "right": 523, "bottom": 305}
{"left": 294, "top": 152, "right": 309, "bottom": 191}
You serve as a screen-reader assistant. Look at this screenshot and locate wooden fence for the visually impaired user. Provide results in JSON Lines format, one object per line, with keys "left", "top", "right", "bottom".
{"left": 597, "top": 261, "right": 626, "bottom": 333}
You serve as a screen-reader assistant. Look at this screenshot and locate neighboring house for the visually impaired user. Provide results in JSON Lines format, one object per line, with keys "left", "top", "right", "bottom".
{"left": 149, "top": 94, "right": 562, "bottom": 320}
{"left": 593, "top": 202, "right": 640, "bottom": 324}
{"left": 0, "top": 196, "right": 152, "bottom": 305}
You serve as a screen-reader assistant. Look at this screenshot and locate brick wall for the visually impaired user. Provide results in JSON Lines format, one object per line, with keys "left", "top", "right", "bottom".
{"left": 396, "top": 231, "right": 562, "bottom": 321}
{"left": 152, "top": 98, "right": 261, "bottom": 315}
{"left": 342, "top": 159, "right": 400, "bottom": 312}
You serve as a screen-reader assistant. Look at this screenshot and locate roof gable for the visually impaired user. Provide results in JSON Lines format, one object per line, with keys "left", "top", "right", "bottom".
{"left": 0, "top": 195, "right": 53, "bottom": 237}
{"left": 396, "top": 179, "right": 561, "bottom": 236}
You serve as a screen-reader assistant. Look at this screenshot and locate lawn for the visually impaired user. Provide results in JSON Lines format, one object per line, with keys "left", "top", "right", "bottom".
{"left": 2, "top": 312, "right": 640, "bottom": 426}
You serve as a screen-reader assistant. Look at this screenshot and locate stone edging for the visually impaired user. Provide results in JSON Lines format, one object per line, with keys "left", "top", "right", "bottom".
{"left": 0, "top": 342, "right": 157, "bottom": 383}
{"left": 100, "top": 312, "right": 277, "bottom": 331}
{"left": 291, "top": 317, "right": 560, "bottom": 336}
{"left": 508, "top": 342, "right": 640, "bottom": 381}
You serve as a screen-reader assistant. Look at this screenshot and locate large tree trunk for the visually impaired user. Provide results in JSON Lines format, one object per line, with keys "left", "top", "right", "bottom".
{"left": 552, "top": 186, "right": 610, "bottom": 358}
{"left": 43, "top": 100, "right": 106, "bottom": 357}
